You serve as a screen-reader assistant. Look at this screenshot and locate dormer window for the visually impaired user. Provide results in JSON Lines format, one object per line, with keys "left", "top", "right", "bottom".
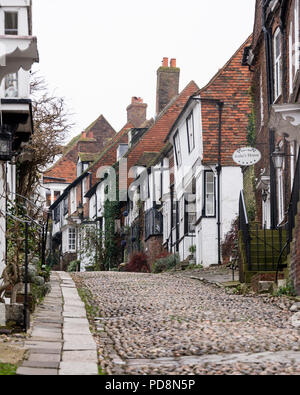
{"left": 5, "top": 73, "right": 18, "bottom": 98}
{"left": 5, "top": 12, "right": 18, "bottom": 35}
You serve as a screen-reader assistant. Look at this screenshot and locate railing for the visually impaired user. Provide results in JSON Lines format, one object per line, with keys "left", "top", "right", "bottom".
{"left": 239, "top": 190, "right": 287, "bottom": 272}
{"left": 239, "top": 191, "right": 251, "bottom": 270}
{"left": 275, "top": 148, "right": 300, "bottom": 280}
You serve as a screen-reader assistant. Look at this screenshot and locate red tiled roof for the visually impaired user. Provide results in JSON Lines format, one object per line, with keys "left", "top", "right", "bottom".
{"left": 199, "top": 36, "right": 253, "bottom": 166}
{"left": 43, "top": 115, "right": 116, "bottom": 184}
{"left": 124, "top": 80, "right": 199, "bottom": 187}
{"left": 88, "top": 122, "right": 134, "bottom": 186}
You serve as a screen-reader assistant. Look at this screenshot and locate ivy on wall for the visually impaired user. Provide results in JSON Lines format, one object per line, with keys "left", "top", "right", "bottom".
{"left": 103, "top": 200, "right": 121, "bottom": 270}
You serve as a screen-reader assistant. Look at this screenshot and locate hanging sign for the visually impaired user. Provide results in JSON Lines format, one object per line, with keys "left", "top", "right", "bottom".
{"left": 232, "top": 147, "right": 262, "bottom": 166}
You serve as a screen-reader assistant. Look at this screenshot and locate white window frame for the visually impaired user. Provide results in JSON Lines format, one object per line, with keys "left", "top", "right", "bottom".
{"left": 186, "top": 111, "right": 195, "bottom": 153}
{"left": 295, "top": 0, "right": 300, "bottom": 73}
{"left": 289, "top": 21, "right": 294, "bottom": 95}
{"left": 204, "top": 171, "right": 215, "bottom": 217}
{"left": 260, "top": 72, "right": 264, "bottom": 125}
{"left": 173, "top": 131, "right": 182, "bottom": 167}
{"left": 70, "top": 188, "right": 77, "bottom": 214}
{"left": 68, "top": 228, "right": 76, "bottom": 252}
{"left": 274, "top": 28, "right": 282, "bottom": 101}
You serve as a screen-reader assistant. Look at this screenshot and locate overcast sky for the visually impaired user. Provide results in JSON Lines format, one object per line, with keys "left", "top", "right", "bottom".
{"left": 32, "top": 0, "right": 256, "bottom": 142}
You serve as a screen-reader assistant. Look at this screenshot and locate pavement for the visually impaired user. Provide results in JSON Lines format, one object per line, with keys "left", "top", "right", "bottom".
{"left": 16, "top": 272, "right": 98, "bottom": 376}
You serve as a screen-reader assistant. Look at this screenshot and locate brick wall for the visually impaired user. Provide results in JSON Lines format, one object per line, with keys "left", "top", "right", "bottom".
{"left": 156, "top": 58, "right": 180, "bottom": 115}
{"left": 290, "top": 203, "right": 300, "bottom": 295}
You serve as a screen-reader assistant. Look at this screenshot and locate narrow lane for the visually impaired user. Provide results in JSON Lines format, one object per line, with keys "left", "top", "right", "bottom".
{"left": 72, "top": 272, "right": 300, "bottom": 375}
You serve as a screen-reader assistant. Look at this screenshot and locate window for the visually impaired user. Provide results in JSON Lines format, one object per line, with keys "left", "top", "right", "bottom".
{"left": 144, "top": 208, "right": 163, "bottom": 240}
{"left": 289, "top": 22, "right": 294, "bottom": 95}
{"left": 54, "top": 191, "right": 61, "bottom": 202}
{"left": 274, "top": 28, "right": 282, "bottom": 100}
{"left": 295, "top": 0, "right": 300, "bottom": 73}
{"left": 173, "top": 131, "right": 182, "bottom": 167}
{"left": 5, "top": 73, "right": 18, "bottom": 98}
{"left": 45, "top": 192, "right": 51, "bottom": 208}
{"left": 68, "top": 228, "right": 76, "bottom": 251}
{"left": 260, "top": 73, "right": 264, "bottom": 125}
{"left": 53, "top": 205, "right": 61, "bottom": 224}
{"left": 63, "top": 197, "right": 68, "bottom": 216}
{"left": 71, "top": 188, "right": 77, "bottom": 214}
{"left": 204, "top": 171, "right": 215, "bottom": 217}
{"left": 184, "top": 179, "right": 196, "bottom": 234}
{"left": 186, "top": 112, "right": 195, "bottom": 153}
{"left": 5, "top": 12, "right": 18, "bottom": 35}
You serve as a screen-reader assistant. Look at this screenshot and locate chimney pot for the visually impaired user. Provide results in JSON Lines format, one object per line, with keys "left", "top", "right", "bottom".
{"left": 170, "top": 58, "right": 176, "bottom": 68}
{"left": 162, "top": 57, "right": 169, "bottom": 67}
{"left": 156, "top": 58, "right": 180, "bottom": 114}
{"left": 132, "top": 97, "right": 143, "bottom": 104}
{"left": 127, "top": 97, "right": 147, "bottom": 128}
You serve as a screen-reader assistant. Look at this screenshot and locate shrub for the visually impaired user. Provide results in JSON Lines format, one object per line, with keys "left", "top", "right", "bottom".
{"left": 221, "top": 218, "right": 239, "bottom": 266}
{"left": 67, "top": 260, "right": 80, "bottom": 272}
{"left": 152, "top": 254, "right": 180, "bottom": 273}
{"left": 125, "top": 252, "right": 150, "bottom": 273}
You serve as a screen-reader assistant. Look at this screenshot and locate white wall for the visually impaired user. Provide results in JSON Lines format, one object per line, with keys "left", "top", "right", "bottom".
{"left": 220, "top": 167, "right": 243, "bottom": 239}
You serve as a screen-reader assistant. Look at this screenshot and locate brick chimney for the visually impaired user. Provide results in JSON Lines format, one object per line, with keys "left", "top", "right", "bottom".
{"left": 126, "top": 97, "right": 147, "bottom": 128}
{"left": 156, "top": 57, "right": 180, "bottom": 115}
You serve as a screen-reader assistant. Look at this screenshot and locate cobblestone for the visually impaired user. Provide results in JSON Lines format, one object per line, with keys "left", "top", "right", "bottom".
{"left": 72, "top": 271, "right": 300, "bottom": 375}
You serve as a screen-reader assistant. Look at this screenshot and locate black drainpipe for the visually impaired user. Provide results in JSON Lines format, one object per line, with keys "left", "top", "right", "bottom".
{"left": 216, "top": 102, "right": 224, "bottom": 266}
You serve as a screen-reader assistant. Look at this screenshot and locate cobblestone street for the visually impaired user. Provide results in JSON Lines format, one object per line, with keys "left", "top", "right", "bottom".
{"left": 72, "top": 271, "right": 300, "bottom": 375}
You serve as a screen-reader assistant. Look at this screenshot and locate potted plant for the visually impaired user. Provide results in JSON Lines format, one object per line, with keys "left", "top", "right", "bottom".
{"left": 189, "top": 245, "right": 196, "bottom": 266}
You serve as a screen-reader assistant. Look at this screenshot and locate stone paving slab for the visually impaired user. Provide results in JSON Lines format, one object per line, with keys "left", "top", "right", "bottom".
{"left": 17, "top": 367, "right": 58, "bottom": 376}
{"left": 62, "top": 350, "right": 98, "bottom": 363}
{"left": 27, "top": 353, "right": 61, "bottom": 363}
{"left": 59, "top": 362, "right": 98, "bottom": 375}
{"left": 25, "top": 341, "right": 62, "bottom": 349}
{"left": 22, "top": 361, "right": 60, "bottom": 369}
{"left": 28, "top": 348, "right": 62, "bottom": 355}
{"left": 64, "top": 326, "right": 91, "bottom": 335}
